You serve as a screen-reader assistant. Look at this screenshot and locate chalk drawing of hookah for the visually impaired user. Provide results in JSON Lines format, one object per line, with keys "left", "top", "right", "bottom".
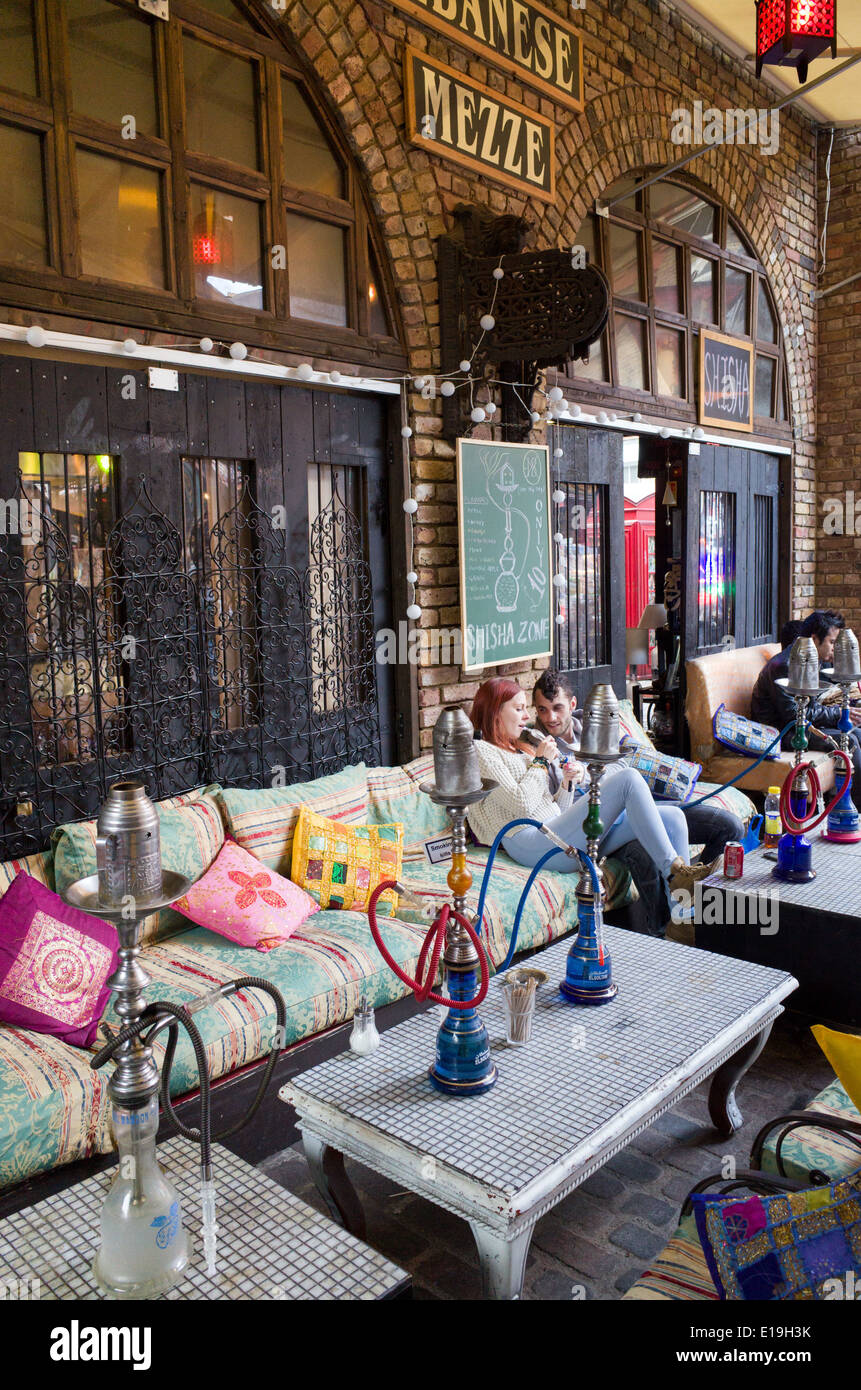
{"left": 494, "top": 462, "right": 520, "bottom": 613}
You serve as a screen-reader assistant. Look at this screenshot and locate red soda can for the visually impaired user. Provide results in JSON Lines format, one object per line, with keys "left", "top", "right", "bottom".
{"left": 724, "top": 842, "right": 744, "bottom": 879}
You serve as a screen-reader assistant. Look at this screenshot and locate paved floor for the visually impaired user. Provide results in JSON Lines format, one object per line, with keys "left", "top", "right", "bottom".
{"left": 260, "top": 1014, "right": 834, "bottom": 1300}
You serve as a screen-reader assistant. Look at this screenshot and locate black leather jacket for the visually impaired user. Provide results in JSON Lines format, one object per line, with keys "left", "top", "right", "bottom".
{"left": 750, "top": 648, "right": 842, "bottom": 748}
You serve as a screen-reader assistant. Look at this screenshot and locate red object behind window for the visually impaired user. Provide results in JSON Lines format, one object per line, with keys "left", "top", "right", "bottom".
{"left": 192, "top": 234, "right": 221, "bottom": 266}
{"left": 755, "top": 0, "right": 837, "bottom": 82}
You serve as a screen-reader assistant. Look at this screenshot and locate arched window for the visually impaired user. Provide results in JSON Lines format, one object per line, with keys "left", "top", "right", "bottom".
{"left": 566, "top": 177, "right": 788, "bottom": 433}
{"left": 0, "top": 0, "right": 402, "bottom": 366}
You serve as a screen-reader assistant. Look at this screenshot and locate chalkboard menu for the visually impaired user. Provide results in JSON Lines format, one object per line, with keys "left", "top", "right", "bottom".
{"left": 457, "top": 439, "right": 553, "bottom": 672}
{"left": 699, "top": 328, "right": 754, "bottom": 432}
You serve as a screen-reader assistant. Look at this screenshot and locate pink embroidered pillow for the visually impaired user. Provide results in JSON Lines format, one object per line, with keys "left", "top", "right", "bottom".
{"left": 172, "top": 839, "right": 319, "bottom": 951}
{"left": 0, "top": 873, "right": 118, "bottom": 1047}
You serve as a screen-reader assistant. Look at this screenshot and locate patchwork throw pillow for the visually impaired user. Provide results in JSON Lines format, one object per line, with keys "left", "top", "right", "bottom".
{"left": 291, "top": 806, "right": 403, "bottom": 917}
{"left": 713, "top": 704, "right": 781, "bottom": 759}
{"left": 811, "top": 1024, "right": 861, "bottom": 1114}
{"left": 620, "top": 738, "right": 702, "bottom": 803}
{"left": 171, "top": 839, "right": 319, "bottom": 952}
{"left": 693, "top": 1171, "right": 861, "bottom": 1300}
{"left": 0, "top": 873, "right": 118, "bottom": 1047}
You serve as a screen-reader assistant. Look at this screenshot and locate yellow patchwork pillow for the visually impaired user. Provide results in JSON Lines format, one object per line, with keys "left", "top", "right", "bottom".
{"left": 812, "top": 1025, "right": 861, "bottom": 1114}
{"left": 290, "top": 805, "right": 403, "bottom": 917}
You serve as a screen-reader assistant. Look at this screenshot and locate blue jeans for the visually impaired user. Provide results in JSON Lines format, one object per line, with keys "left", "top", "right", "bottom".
{"left": 502, "top": 766, "right": 689, "bottom": 879}
{"left": 611, "top": 802, "right": 743, "bottom": 935}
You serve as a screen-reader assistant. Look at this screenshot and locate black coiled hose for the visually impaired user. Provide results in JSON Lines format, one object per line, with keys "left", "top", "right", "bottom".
{"left": 91, "top": 976, "right": 287, "bottom": 1175}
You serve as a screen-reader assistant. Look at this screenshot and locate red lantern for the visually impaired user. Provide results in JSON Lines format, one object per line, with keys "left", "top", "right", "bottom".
{"left": 755, "top": 1, "right": 837, "bottom": 84}
{"left": 191, "top": 193, "right": 233, "bottom": 269}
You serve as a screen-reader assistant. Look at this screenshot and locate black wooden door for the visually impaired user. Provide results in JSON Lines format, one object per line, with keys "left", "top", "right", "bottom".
{"left": 682, "top": 442, "right": 780, "bottom": 659}
{"left": 0, "top": 356, "right": 396, "bottom": 857}
{"left": 553, "top": 425, "right": 626, "bottom": 705}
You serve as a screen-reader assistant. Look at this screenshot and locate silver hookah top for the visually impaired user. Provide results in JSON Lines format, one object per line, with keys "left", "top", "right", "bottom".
{"left": 779, "top": 636, "right": 821, "bottom": 696}
{"left": 830, "top": 628, "right": 861, "bottom": 684}
{"left": 579, "top": 683, "right": 623, "bottom": 763}
{"left": 421, "top": 705, "right": 496, "bottom": 807}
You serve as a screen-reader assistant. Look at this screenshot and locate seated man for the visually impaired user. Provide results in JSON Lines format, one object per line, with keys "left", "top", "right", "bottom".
{"left": 529, "top": 668, "right": 742, "bottom": 936}
{"left": 751, "top": 609, "right": 861, "bottom": 811}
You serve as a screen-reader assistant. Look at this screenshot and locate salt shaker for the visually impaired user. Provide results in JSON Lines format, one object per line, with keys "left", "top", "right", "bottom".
{"left": 349, "top": 994, "right": 380, "bottom": 1056}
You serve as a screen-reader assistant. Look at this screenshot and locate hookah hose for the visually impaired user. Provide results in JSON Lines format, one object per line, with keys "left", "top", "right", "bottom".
{"left": 683, "top": 721, "right": 796, "bottom": 807}
{"left": 778, "top": 751, "right": 852, "bottom": 833}
{"left": 367, "top": 881, "right": 490, "bottom": 1009}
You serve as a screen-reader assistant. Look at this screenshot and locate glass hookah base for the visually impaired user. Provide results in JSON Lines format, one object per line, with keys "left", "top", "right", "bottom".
{"left": 821, "top": 826, "right": 861, "bottom": 842}
{"left": 428, "top": 1063, "right": 498, "bottom": 1095}
{"left": 559, "top": 979, "right": 619, "bottom": 1005}
{"left": 92, "top": 1234, "right": 191, "bottom": 1301}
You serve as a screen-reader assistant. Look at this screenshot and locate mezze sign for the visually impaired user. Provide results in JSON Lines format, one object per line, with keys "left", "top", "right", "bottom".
{"left": 393, "top": 0, "right": 583, "bottom": 109}
{"left": 404, "top": 49, "right": 555, "bottom": 201}
{"left": 699, "top": 328, "right": 754, "bottom": 433}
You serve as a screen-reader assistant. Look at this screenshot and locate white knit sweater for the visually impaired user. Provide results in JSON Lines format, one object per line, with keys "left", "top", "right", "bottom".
{"left": 467, "top": 739, "right": 575, "bottom": 846}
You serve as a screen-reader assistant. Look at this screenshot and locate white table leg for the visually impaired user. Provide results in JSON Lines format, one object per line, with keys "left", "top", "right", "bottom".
{"left": 468, "top": 1220, "right": 534, "bottom": 1300}
{"left": 302, "top": 1131, "right": 367, "bottom": 1239}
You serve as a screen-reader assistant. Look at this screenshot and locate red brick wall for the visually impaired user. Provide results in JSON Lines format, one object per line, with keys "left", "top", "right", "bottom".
{"left": 815, "top": 128, "right": 861, "bottom": 631}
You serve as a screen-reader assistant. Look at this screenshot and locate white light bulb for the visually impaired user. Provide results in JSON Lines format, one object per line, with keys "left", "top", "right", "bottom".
{"left": 401, "top": 425, "right": 413, "bottom": 438}
{"left": 329, "top": 370, "right": 342, "bottom": 384}
{"left": 413, "top": 377, "right": 426, "bottom": 390}
{"left": 122, "top": 337, "right": 138, "bottom": 354}
{"left": 403, "top": 498, "right": 418, "bottom": 514}
{"left": 548, "top": 386, "right": 564, "bottom": 403}
{"left": 554, "top": 447, "right": 563, "bottom": 459}
{"left": 660, "top": 428, "right": 671, "bottom": 439}
{"left": 530, "top": 411, "right": 541, "bottom": 424}
{"left": 25, "top": 325, "right": 46, "bottom": 348}
{"left": 693, "top": 427, "right": 705, "bottom": 439}
{"left": 492, "top": 266, "right": 504, "bottom": 280}
{"left": 484, "top": 401, "right": 496, "bottom": 416}
{"left": 229, "top": 342, "right": 247, "bottom": 361}
{"left": 406, "top": 571, "right": 418, "bottom": 585}
{"left": 295, "top": 362, "right": 313, "bottom": 380}
{"left": 440, "top": 381, "right": 455, "bottom": 397}
{"left": 199, "top": 336, "right": 214, "bottom": 353}
{"left": 459, "top": 359, "right": 472, "bottom": 373}
{"left": 554, "top": 532, "right": 564, "bottom": 544}
{"left": 552, "top": 489, "right": 565, "bottom": 504}
{"left": 597, "top": 411, "right": 609, "bottom": 424}
{"left": 568, "top": 403, "right": 581, "bottom": 417}
{"left": 406, "top": 603, "right": 422, "bottom": 620}
{"left": 555, "top": 613, "right": 565, "bottom": 625}
{"left": 479, "top": 313, "right": 495, "bottom": 331}
{"left": 470, "top": 406, "right": 486, "bottom": 423}
{"left": 553, "top": 573, "right": 566, "bottom": 589}
{"left": 632, "top": 412, "right": 643, "bottom": 422}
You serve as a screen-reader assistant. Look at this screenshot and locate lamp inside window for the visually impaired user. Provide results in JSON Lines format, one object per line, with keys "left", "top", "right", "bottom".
{"left": 755, "top": 0, "right": 837, "bottom": 84}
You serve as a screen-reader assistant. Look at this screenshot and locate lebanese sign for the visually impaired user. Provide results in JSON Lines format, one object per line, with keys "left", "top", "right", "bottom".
{"left": 457, "top": 439, "right": 553, "bottom": 672}
{"left": 394, "top": 0, "right": 583, "bottom": 109}
{"left": 699, "top": 328, "right": 754, "bottom": 432}
{"left": 404, "top": 49, "right": 555, "bottom": 201}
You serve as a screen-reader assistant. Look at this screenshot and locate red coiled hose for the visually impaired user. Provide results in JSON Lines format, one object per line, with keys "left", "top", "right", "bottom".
{"left": 778, "top": 751, "right": 852, "bottom": 834}
{"left": 367, "top": 880, "right": 490, "bottom": 1010}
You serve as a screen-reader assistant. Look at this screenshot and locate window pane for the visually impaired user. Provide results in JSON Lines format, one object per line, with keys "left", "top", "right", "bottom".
{"left": 614, "top": 314, "right": 648, "bottom": 392}
{"left": 184, "top": 36, "right": 259, "bottom": 170}
{"left": 0, "top": 124, "right": 47, "bottom": 267}
{"left": 777, "top": 375, "right": 788, "bottom": 422}
{"left": 725, "top": 224, "right": 752, "bottom": 257}
{"left": 698, "top": 491, "right": 736, "bottom": 649}
{"left": 756, "top": 278, "right": 778, "bottom": 343}
{"left": 77, "top": 151, "right": 164, "bottom": 288}
{"left": 282, "top": 79, "right": 343, "bottom": 199}
{"left": 603, "top": 176, "right": 640, "bottom": 215}
{"left": 573, "top": 215, "right": 596, "bottom": 265}
{"left": 725, "top": 265, "right": 750, "bottom": 336}
{"left": 652, "top": 238, "right": 680, "bottom": 314}
{"left": 554, "top": 482, "right": 608, "bottom": 670}
{"left": 690, "top": 254, "right": 717, "bottom": 324}
{"left": 651, "top": 183, "right": 717, "bottom": 241}
{"left": 367, "top": 238, "right": 388, "bottom": 337}
{"left": 0, "top": 0, "right": 37, "bottom": 95}
{"left": 191, "top": 184, "right": 263, "bottom": 309}
{"left": 197, "top": 0, "right": 259, "bottom": 23}
{"left": 655, "top": 325, "right": 685, "bottom": 398}
{"left": 609, "top": 224, "right": 643, "bottom": 300}
{"left": 755, "top": 354, "right": 776, "bottom": 417}
{"left": 571, "top": 331, "right": 609, "bottom": 381}
{"left": 287, "top": 214, "right": 347, "bottom": 326}
{"left": 66, "top": 0, "right": 157, "bottom": 135}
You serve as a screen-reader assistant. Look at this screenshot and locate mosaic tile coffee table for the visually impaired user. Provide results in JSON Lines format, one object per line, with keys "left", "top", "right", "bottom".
{"left": 0, "top": 1139, "right": 409, "bottom": 1300}
{"left": 281, "top": 928, "right": 796, "bottom": 1299}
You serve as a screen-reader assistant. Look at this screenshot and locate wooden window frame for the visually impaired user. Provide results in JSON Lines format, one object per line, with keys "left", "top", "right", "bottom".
{"left": 564, "top": 174, "right": 790, "bottom": 439}
{"left": 0, "top": 0, "right": 405, "bottom": 370}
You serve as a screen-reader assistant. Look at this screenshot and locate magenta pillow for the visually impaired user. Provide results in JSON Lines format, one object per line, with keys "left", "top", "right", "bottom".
{"left": 0, "top": 873, "right": 118, "bottom": 1047}
{"left": 172, "top": 839, "right": 319, "bottom": 951}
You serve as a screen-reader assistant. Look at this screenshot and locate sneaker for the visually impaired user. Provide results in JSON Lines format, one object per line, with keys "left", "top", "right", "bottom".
{"left": 667, "top": 856, "right": 721, "bottom": 898}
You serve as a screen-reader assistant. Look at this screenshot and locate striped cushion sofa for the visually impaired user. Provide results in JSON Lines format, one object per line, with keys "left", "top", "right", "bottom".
{"left": 0, "top": 702, "right": 755, "bottom": 1194}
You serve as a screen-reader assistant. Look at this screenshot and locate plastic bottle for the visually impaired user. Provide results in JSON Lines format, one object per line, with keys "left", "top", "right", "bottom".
{"left": 764, "top": 786, "right": 782, "bottom": 848}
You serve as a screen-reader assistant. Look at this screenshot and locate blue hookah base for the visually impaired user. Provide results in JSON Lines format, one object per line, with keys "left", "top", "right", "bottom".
{"left": 428, "top": 964, "right": 497, "bottom": 1096}
{"left": 822, "top": 785, "right": 861, "bottom": 843}
{"left": 559, "top": 898, "right": 617, "bottom": 1006}
{"left": 771, "top": 830, "right": 816, "bottom": 883}
{"left": 559, "top": 977, "right": 618, "bottom": 1005}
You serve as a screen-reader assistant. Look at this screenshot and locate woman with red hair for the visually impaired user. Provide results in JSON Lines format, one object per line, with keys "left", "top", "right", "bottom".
{"left": 467, "top": 676, "right": 715, "bottom": 911}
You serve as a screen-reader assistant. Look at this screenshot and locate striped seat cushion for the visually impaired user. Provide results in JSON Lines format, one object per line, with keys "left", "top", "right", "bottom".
{"left": 366, "top": 759, "right": 449, "bottom": 859}
{"left": 760, "top": 1078, "right": 861, "bottom": 1184}
{"left": 217, "top": 765, "right": 370, "bottom": 876}
{"left": 623, "top": 1213, "right": 718, "bottom": 1301}
{"left": 0, "top": 850, "right": 55, "bottom": 894}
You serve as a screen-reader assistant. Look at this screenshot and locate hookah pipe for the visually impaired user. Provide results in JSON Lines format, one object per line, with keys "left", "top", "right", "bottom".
{"left": 91, "top": 977, "right": 286, "bottom": 1276}
{"left": 367, "top": 887, "right": 490, "bottom": 1009}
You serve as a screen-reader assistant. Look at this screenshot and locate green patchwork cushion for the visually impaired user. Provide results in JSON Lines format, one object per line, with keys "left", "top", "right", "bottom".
{"left": 51, "top": 785, "right": 225, "bottom": 945}
{"left": 760, "top": 1078, "right": 861, "bottom": 1185}
{"left": 218, "top": 764, "right": 369, "bottom": 875}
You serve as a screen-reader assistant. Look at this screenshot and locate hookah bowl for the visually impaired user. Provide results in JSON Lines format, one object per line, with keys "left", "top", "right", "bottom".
{"left": 560, "top": 684, "right": 619, "bottom": 1005}
{"left": 420, "top": 707, "right": 497, "bottom": 1096}
{"left": 63, "top": 780, "right": 194, "bottom": 1298}
{"left": 773, "top": 638, "right": 820, "bottom": 882}
{"left": 822, "top": 629, "right": 861, "bottom": 844}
